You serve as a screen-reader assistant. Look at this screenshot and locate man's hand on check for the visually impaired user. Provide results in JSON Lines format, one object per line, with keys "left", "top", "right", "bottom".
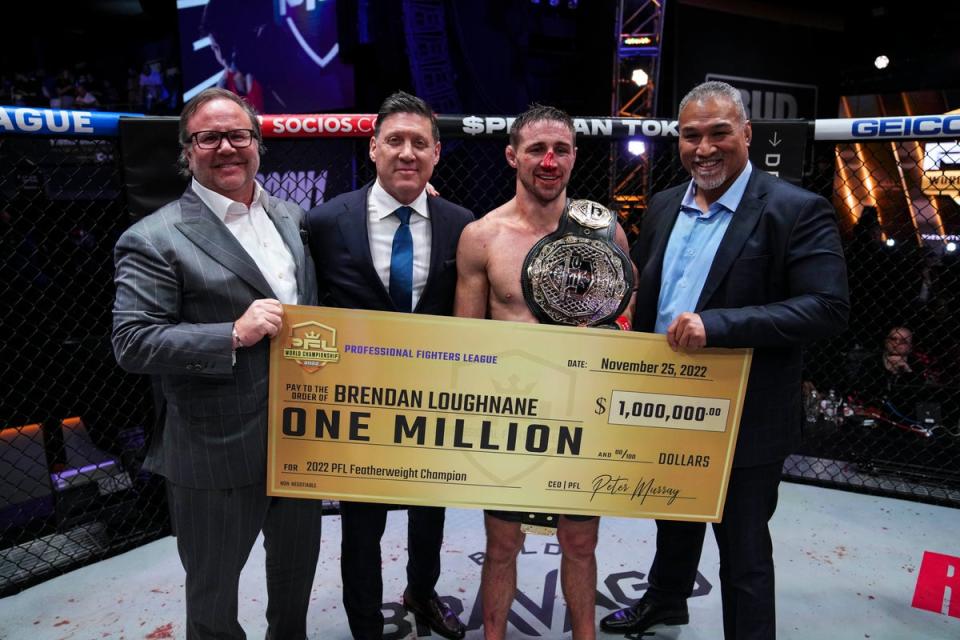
{"left": 667, "top": 312, "right": 706, "bottom": 351}
{"left": 235, "top": 299, "right": 284, "bottom": 346}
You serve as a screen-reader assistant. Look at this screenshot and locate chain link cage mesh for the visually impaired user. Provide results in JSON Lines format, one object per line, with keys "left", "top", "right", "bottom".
{"left": 792, "top": 139, "right": 960, "bottom": 500}
{"left": 1, "top": 135, "right": 166, "bottom": 596}
{"left": 1, "top": 124, "right": 958, "bottom": 596}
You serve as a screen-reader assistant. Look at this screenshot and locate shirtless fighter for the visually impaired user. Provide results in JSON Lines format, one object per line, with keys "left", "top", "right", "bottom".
{"left": 454, "top": 104, "right": 636, "bottom": 640}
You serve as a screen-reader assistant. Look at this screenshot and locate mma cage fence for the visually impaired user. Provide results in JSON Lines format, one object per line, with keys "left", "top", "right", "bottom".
{"left": 1, "top": 106, "right": 959, "bottom": 595}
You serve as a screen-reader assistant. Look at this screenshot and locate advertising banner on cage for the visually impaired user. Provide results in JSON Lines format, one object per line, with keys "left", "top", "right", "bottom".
{"left": 0, "top": 106, "right": 142, "bottom": 137}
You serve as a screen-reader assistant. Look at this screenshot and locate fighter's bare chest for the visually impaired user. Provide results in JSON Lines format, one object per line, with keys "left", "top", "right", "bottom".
{"left": 487, "top": 233, "right": 540, "bottom": 301}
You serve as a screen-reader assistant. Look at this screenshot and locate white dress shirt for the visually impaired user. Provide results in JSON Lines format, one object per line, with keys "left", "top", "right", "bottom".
{"left": 367, "top": 179, "right": 432, "bottom": 309}
{"left": 192, "top": 178, "right": 298, "bottom": 305}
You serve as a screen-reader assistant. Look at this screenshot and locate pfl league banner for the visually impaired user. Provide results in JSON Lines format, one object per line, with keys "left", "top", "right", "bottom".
{"left": 267, "top": 306, "right": 752, "bottom": 522}
{"left": 0, "top": 106, "right": 142, "bottom": 137}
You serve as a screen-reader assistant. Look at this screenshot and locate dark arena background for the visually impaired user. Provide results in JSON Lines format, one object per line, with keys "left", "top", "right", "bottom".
{"left": 1, "top": 1, "right": 959, "bottom": 638}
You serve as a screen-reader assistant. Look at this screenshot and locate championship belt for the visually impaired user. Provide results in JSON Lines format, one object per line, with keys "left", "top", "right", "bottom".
{"left": 521, "top": 199, "right": 634, "bottom": 327}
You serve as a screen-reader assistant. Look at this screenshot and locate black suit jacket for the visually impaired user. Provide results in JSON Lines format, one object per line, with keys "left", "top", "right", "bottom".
{"left": 306, "top": 183, "right": 474, "bottom": 314}
{"left": 632, "top": 169, "right": 849, "bottom": 467}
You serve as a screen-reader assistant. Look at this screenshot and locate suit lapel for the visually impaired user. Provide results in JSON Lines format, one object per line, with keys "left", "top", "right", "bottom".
{"left": 649, "top": 188, "right": 684, "bottom": 271}
{"left": 264, "top": 196, "right": 306, "bottom": 296}
{"left": 335, "top": 185, "right": 395, "bottom": 308}
{"left": 638, "top": 187, "right": 684, "bottom": 316}
{"left": 174, "top": 188, "right": 276, "bottom": 298}
{"left": 416, "top": 197, "right": 449, "bottom": 312}
{"left": 694, "top": 171, "right": 766, "bottom": 311}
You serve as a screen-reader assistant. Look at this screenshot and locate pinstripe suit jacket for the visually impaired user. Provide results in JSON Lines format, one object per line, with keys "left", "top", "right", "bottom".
{"left": 112, "top": 186, "right": 317, "bottom": 489}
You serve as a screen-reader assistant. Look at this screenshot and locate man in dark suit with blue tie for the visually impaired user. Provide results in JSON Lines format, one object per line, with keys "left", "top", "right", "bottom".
{"left": 305, "top": 91, "right": 473, "bottom": 640}
{"left": 600, "top": 81, "right": 849, "bottom": 639}
{"left": 112, "top": 88, "right": 323, "bottom": 639}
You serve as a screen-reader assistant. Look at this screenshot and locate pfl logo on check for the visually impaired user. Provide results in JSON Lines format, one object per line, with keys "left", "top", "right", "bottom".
{"left": 282, "top": 320, "right": 340, "bottom": 372}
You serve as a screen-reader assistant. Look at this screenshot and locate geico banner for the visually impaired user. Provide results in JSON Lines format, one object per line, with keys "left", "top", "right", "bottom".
{"left": 0, "top": 106, "right": 142, "bottom": 137}
{"left": 260, "top": 114, "right": 377, "bottom": 138}
{"left": 815, "top": 115, "right": 960, "bottom": 140}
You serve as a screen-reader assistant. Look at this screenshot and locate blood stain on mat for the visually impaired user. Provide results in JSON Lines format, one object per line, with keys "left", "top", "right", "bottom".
{"left": 146, "top": 622, "right": 175, "bottom": 639}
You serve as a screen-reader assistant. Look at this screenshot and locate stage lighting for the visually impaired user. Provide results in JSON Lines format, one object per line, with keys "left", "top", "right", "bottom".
{"left": 627, "top": 139, "right": 646, "bottom": 156}
{"left": 631, "top": 68, "right": 649, "bottom": 87}
{"left": 947, "top": 241, "right": 957, "bottom": 253}
{"left": 874, "top": 55, "right": 890, "bottom": 70}
{"left": 885, "top": 238, "right": 896, "bottom": 247}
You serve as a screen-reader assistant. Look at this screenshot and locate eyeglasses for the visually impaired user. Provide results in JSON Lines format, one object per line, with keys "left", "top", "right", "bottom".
{"left": 190, "top": 129, "right": 256, "bottom": 149}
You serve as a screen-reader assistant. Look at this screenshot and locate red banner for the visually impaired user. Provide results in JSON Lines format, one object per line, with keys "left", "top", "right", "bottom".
{"left": 912, "top": 550, "right": 960, "bottom": 618}
{"left": 259, "top": 114, "right": 377, "bottom": 138}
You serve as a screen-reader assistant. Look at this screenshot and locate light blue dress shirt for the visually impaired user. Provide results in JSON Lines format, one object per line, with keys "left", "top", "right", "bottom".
{"left": 654, "top": 162, "right": 753, "bottom": 334}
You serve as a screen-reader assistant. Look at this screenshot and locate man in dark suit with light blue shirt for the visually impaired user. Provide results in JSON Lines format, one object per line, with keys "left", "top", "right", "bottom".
{"left": 306, "top": 91, "right": 473, "bottom": 640}
{"left": 112, "top": 88, "right": 323, "bottom": 639}
{"left": 600, "top": 81, "right": 849, "bottom": 640}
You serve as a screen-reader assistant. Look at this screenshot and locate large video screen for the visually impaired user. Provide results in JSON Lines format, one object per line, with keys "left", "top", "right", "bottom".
{"left": 177, "top": 0, "right": 354, "bottom": 113}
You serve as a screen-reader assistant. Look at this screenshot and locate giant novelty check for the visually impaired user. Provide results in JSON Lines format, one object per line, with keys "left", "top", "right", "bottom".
{"left": 267, "top": 305, "right": 752, "bottom": 522}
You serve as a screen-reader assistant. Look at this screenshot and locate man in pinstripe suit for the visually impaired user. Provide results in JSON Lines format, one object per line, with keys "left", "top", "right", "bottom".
{"left": 112, "top": 88, "right": 323, "bottom": 639}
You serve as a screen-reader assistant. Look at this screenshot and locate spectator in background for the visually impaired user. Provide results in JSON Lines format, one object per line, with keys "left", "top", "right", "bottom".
{"left": 858, "top": 325, "right": 936, "bottom": 407}
{"left": 139, "top": 63, "right": 165, "bottom": 112}
{"left": 39, "top": 69, "right": 58, "bottom": 106}
{"left": 164, "top": 66, "right": 182, "bottom": 111}
{"left": 879, "top": 326, "right": 926, "bottom": 377}
{"left": 17, "top": 73, "right": 43, "bottom": 106}
{"left": 99, "top": 78, "right": 120, "bottom": 108}
{"left": 56, "top": 70, "right": 76, "bottom": 108}
{"left": 852, "top": 205, "right": 882, "bottom": 243}
{"left": 75, "top": 84, "right": 99, "bottom": 109}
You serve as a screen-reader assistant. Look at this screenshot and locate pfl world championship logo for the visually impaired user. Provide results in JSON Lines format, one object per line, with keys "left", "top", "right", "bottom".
{"left": 282, "top": 320, "right": 340, "bottom": 373}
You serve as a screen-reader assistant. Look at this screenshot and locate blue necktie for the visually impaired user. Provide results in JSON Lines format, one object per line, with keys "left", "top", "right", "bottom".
{"left": 389, "top": 206, "right": 414, "bottom": 312}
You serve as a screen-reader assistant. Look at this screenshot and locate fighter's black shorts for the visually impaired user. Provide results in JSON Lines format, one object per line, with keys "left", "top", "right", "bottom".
{"left": 485, "top": 510, "right": 597, "bottom": 526}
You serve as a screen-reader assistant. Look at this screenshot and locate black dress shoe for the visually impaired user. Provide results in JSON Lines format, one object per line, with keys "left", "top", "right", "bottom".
{"left": 402, "top": 590, "right": 466, "bottom": 640}
{"left": 599, "top": 597, "right": 689, "bottom": 634}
